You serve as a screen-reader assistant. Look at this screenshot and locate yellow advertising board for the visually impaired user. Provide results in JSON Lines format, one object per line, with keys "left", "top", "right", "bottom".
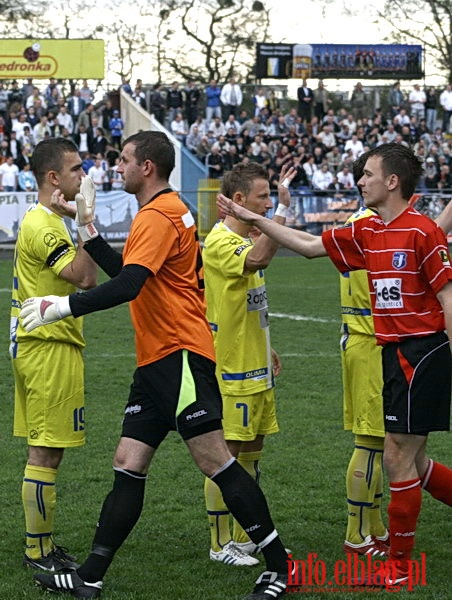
{"left": 0, "top": 39, "right": 104, "bottom": 79}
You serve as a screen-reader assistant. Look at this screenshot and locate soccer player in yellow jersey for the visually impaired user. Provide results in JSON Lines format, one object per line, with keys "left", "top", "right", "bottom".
{"left": 10, "top": 138, "right": 97, "bottom": 572}
{"left": 340, "top": 204, "right": 390, "bottom": 557}
{"left": 203, "top": 162, "right": 295, "bottom": 566}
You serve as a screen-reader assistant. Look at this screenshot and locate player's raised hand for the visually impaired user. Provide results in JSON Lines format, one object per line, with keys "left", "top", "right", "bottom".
{"left": 75, "top": 176, "right": 98, "bottom": 241}
{"left": 20, "top": 295, "right": 72, "bottom": 332}
{"left": 50, "top": 189, "right": 77, "bottom": 219}
{"left": 277, "top": 164, "right": 297, "bottom": 207}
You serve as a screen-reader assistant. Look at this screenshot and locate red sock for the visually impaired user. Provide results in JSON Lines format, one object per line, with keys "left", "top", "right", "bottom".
{"left": 421, "top": 460, "right": 452, "bottom": 506}
{"left": 388, "top": 479, "right": 422, "bottom": 572}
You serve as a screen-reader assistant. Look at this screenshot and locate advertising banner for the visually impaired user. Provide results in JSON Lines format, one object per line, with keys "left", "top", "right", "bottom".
{"left": 256, "top": 43, "right": 423, "bottom": 80}
{"left": 0, "top": 190, "right": 136, "bottom": 244}
{"left": 0, "top": 39, "right": 105, "bottom": 79}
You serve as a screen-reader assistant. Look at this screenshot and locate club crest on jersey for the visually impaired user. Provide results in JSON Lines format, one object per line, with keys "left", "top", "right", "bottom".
{"left": 392, "top": 252, "right": 407, "bottom": 269}
{"left": 438, "top": 249, "right": 451, "bottom": 266}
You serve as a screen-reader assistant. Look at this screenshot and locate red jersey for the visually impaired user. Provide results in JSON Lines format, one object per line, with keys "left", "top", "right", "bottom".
{"left": 123, "top": 190, "right": 215, "bottom": 366}
{"left": 322, "top": 207, "right": 452, "bottom": 345}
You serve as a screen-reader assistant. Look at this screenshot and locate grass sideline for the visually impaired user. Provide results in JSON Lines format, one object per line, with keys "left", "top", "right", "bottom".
{"left": 0, "top": 255, "right": 451, "bottom": 600}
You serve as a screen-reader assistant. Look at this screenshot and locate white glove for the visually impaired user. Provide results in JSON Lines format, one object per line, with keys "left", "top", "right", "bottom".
{"left": 75, "top": 176, "right": 98, "bottom": 242}
{"left": 20, "top": 295, "right": 72, "bottom": 332}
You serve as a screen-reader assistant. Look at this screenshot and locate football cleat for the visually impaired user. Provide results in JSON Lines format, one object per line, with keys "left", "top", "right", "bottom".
{"left": 235, "top": 541, "right": 292, "bottom": 556}
{"left": 34, "top": 571, "right": 103, "bottom": 598}
{"left": 343, "top": 534, "right": 389, "bottom": 557}
{"left": 23, "top": 545, "right": 79, "bottom": 572}
{"left": 210, "top": 541, "right": 259, "bottom": 566}
{"left": 244, "top": 570, "right": 288, "bottom": 599}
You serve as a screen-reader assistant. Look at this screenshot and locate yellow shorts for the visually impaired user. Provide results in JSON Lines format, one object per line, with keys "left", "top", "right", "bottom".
{"left": 13, "top": 340, "right": 86, "bottom": 447}
{"left": 222, "top": 388, "right": 279, "bottom": 441}
{"left": 341, "top": 333, "right": 385, "bottom": 438}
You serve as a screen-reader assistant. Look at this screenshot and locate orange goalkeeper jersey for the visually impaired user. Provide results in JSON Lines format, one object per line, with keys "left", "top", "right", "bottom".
{"left": 122, "top": 189, "right": 215, "bottom": 367}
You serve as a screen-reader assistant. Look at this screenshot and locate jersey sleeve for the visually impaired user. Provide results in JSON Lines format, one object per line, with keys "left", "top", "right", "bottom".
{"left": 418, "top": 224, "right": 452, "bottom": 294}
{"left": 208, "top": 231, "right": 253, "bottom": 278}
{"left": 322, "top": 220, "right": 367, "bottom": 273}
{"left": 123, "top": 207, "right": 179, "bottom": 274}
{"left": 28, "top": 222, "right": 76, "bottom": 277}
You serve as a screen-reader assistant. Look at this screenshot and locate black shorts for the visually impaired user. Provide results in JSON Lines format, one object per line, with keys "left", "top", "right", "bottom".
{"left": 382, "top": 331, "right": 451, "bottom": 435}
{"left": 121, "top": 349, "right": 223, "bottom": 448}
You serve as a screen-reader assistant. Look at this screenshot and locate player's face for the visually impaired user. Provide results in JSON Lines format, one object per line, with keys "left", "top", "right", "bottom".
{"left": 358, "top": 156, "right": 389, "bottom": 209}
{"left": 117, "top": 143, "right": 144, "bottom": 196}
{"left": 241, "top": 178, "right": 273, "bottom": 216}
{"left": 56, "top": 151, "right": 84, "bottom": 201}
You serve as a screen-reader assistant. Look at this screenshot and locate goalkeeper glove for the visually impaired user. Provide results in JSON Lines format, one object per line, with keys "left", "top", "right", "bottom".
{"left": 75, "top": 175, "right": 98, "bottom": 242}
{"left": 20, "top": 295, "right": 72, "bottom": 332}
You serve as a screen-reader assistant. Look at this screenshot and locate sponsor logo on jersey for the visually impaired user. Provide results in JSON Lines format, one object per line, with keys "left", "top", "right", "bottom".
{"left": 247, "top": 284, "right": 268, "bottom": 311}
{"left": 124, "top": 404, "right": 142, "bottom": 415}
{"left": 392, "top": 252, "right": 407, "bottom": 269}
{"left": 186, "top": 409, "right": 207, "bottom": 420}
{"left": 373, "top": 278, "right": 403, "bottom": 309}
{"left": 385, "top": 414, "right": 398, "bottom": 421}
{"left": 438, "top": 249, "right": 451, "bottom": 266}
{"left": 234, "top": 243, "right": 250, "bottom": 256}
{"left": 44, "top": 232, "right": 57, "bottom": 247}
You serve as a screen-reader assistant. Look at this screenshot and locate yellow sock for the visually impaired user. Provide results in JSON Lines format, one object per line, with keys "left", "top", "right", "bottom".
{"left": 22, "top": 464, "right": 57, "bottom": 559}
{"left": 345, "top": 435, "right": 384, "bottom": 545}
{"left": 232, "top": 451, "right": 262, "bottom": 544}
{"left": 204, "top": 476, "right": 231, "bottom": 552}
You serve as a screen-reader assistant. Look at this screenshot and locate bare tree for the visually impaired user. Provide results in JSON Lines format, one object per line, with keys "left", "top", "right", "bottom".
{"left": 375, "top": 0, "right": 452, "bottom": 83}
{"left": 160, "top": 0, "right": 270, "bottom": 84}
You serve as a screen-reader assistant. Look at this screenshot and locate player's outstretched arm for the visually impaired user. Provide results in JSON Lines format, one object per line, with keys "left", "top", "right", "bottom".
{"left": 217, "top": 194, "right": 327, "bottom": 258}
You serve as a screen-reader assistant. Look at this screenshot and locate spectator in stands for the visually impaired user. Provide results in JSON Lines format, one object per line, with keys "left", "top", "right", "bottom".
{"left": 166, "top": 81, "right": 184, "bottom": 128}
{"left": 267, "top": 90, "right": 280, "bottom": 115}
{"left": 438, "top": 164, "right": 452, "bottom": 190}
{"left": 317, "top": 124, "right": 337, "bottom": 151}
{"left": 132, "top": 83, "right": 146, "bottom": 110}
{"left": 440, "top": 84, "right": 452, "bottom": 133}
{"left": 207, "top": 145, "right": 225, "bottom": 178}
{"left": 425, "top": 87, "right": 438, "bottom": 133}
{"left": 209, "top": 116, "right": 226, "bottom": 139}
{"left": 67, "top": 89, "right": 86, "bottom": 125}
{"left": 108, "top": 110, "right": 124, "bottom": 149}
{"left": 220, "top": 77, "right": 243, "bottom": 119}
{"left": 344, "top": 134, "right": 364, "bottom": 159}
{"left": 92, "top": 127, "right": 108, "bottom": 156}
{"left": 303, "top": 154, "right": 318, "bottom": 186}
{"left": 21, "top": 79, "right": 35, "bottom": 104}
{"left": 170, "top": 113, "right": 189, "bottom": 144}
{"left": 73, "top": 123, "right": 93, "bottom": 155}
{"left": 326, "top": 145, "right": 342, "bottom": 174}
{"left": 18, "top": 162, "right": 37, "bottom": 191}
{"left": 33, "top": 115, "right": 51, "bottom": 145}
{"left": 110, "top": 157, "right": 124, "bottom": 190}
{"left": 186, "top": 125, "right": 202, "bottom": 154}
{"left": 80, "top": 79, "right": 95, "bottom": 104}
{"left": 26, "top": 87, "right": 47, "bottom": 112}
{"left": 350, "top": 82, "right": 367, "bottom": 120}
{"left": 223, "top": 114, "right": 241, "bottom": 136}
{"left": 424, "top": 156, "right": 440, "bottom": 189}
{"left": 0, "top": 155, "right": 19, "bottom": 191}
{"left": 88, "top": 157, "right": 107, "bottom": 192}
{"left": 7, "top": 130, "right": 22, "bottom": 161}
{"left": 149, "top": 83, "right": 165, "bottom": 125}
{"left": 297, "top": 79, "right": 314, "bottom": 123}
{"left": 56, "top": 105, "right": 74, "bottom": 135}
{"left": 408, "top": 84, "right": 426, "bottom": 124}
{"left": 252, "top": 88, "right": 267, "bottom": 117}
{"left": 205, "top": 80, "right": 222, "bottom": 125}
{"left": 313, "top": 80, "right": 330, "bottom": 122}
{"left": 8, "top": 80, "right": 24, "bottom": 109}
{"left": 388, "top": 81, "right": 405, "bottom": 119}
{"left": 336, "top": 165, "right": 355, "bottom": 189}
{"left": 195, "top": 135, "right": 211, "bottom": 163}
{"left": 184, "top": 80, "right": 201, "bottom": 126}
{"left": 312, "top": 162, "right": 333, "bottom": 190}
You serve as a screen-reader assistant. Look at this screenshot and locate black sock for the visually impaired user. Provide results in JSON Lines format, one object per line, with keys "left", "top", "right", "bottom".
{"left": 212, "top": 459, "right": 287, "bottom": 573}
{"left": 77, "top": 468, "right": 146, "bottom": 582}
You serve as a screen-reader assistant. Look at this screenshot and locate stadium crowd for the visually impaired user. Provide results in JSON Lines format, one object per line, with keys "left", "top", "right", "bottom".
{"left": 1, "top": 77, "right": 452, "bottom": 195}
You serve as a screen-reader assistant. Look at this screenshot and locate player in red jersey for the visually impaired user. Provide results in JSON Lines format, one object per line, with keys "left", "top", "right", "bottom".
{"left": 217, "top": 143, "right": 452, "bottom": 587}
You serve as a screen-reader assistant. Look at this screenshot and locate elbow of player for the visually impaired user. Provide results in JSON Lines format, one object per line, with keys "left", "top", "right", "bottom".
{"left": 78, "top": 274, "right": 97, "bottom": 290}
